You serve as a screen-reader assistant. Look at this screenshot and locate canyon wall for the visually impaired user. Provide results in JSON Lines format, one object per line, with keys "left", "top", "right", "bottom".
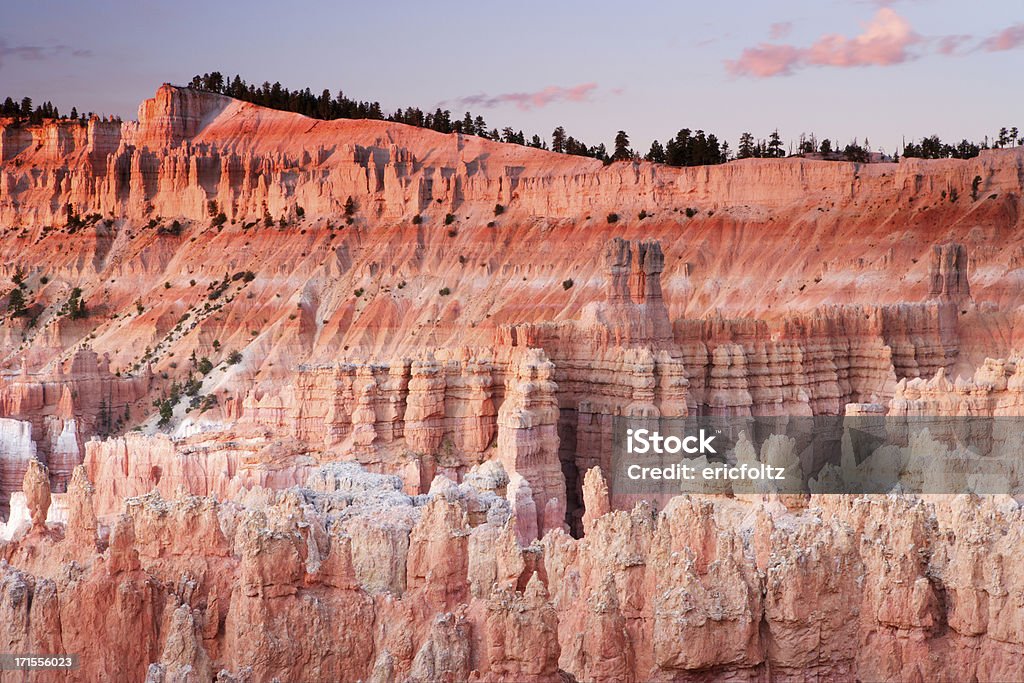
{"left": 2, "top": 465, "right": 1024, "bottom": 682}
{"left": 1, "top": 85, "right": 1024, "bottom": 680}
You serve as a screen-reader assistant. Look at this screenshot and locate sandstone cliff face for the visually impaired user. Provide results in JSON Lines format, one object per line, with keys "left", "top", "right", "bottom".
{"left": 1, "top": 85, "right": 1024, "bottom": 680}
{"left": 1, "top": 465, "right": 1023, "bottom": 682}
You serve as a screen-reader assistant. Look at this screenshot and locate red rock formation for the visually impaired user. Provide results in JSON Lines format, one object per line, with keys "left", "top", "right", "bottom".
{"left": 0, "top": 464, "right": 1021, "bottom": 681}
{"left": 496, "top": 349, "right": 565, "bottom": 541}
{"left": 3, "top": 84, "right": 1024, "bottom": 679}
{"left": 22, "top": 459, "right": 50, "bottom": 531}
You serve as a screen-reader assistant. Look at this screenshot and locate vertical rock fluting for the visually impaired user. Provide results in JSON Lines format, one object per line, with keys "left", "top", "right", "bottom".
{"left": 928, "top": 242, "right": 971, "bottom": 302}
{"left": 22, "top": 459, "right": 50, "bottom": 531}
{"left": 496, "top": 349, "right": 566, "bottom": 542}
{"left": 405, "top": 356, "right": 447, "bottom": 455}
{"left": 0, "top": 465, "right": 1023, "bottom": 681}
{"left": 2, "top": 83, "right": 1024, "bottom": 681}
{"left": 0, "top": 418, "right": 38, "bottom": 519}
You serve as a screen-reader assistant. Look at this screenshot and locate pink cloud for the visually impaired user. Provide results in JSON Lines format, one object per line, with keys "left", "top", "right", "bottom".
{"left": 769, "top": 22, "right": 793, "bottom": 40}
{"left": 980, "top": 23, "right": 1024, "bottom": 51}
{"left": 726, "top": 44, "right": 803, "bottom": 77}
{"left": 727, "top": 8, "right": 920, "bottom": 77}
{"left": 443, "top": 83, "right": 600, "bottom": 111}
{"left": 936, "top": 34, "right": 971, "bottom": 55}
{"left": 806, "top": 9, "right": 918, "bottom": 66}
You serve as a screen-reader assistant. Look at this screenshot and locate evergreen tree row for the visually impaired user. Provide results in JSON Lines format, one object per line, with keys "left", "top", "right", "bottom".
{"left": 189, "top": 72, "right": 557, "bottom": 150}
{"left": 7, "top": 72, "right": 1022, "bottom": 167}
{"left": 0, "top": 96, "right": 99, "bottom": 124}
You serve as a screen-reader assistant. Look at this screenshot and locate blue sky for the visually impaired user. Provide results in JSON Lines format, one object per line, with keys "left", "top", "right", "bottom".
{"left": 1, "top": 0, "right": 1021, "bottom": 155}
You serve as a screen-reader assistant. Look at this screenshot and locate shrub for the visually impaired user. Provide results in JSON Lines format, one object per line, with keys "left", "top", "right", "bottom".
{"left": 972, "top": 175, "right": 982, "bottom": 201}
{"left": 685, "top": 207, "right": 697, "bottom": 218}
{"left": 412, "top": 214, "right": 423, "bottom": 225}
{"left": 63, "top": 287, "right": 87, "bottom": 319}
{"left": 344, "top": 196, "right": 357, "bottom": 216}
{"left": 226, "top": 350, "right": 243, "bottom": 365}
{"left": 562, "top": 279, "right": 574, "bottom": 290}
{"left": 7, "top": 288, "right": 27, "bottom": 317}
{"left": 638, "top": 210, "right": 648, "bottom": 220}
{"left": 354, "top": 288, "right": 365, "bottom": 297}
{"left": 296, "top": 205, "right": 305, "bottom": 218}
{"left": 159, "top": 219, "right": 183, "bottom": 236}
{"left": 183, "top": 376, "right": 203, "bottom": 397}
{"left": 207, "top": 275, "right": 230, "bottom": 300}
{"left": 607, "top": 213, "right": 619, "bottom": 224}
{"left": 156, "top": 400, "right": 174, "bottom": 427}
{"left": 486, "top": 221, "right": 496, "bottom": 228}
{"left": 448, "top": 229, "right": 458, "bottom": 237}
{"left": 197, "top": 357, "right": 214, "bottom": 375}
{"left": 210, "top": 212, "right": 227, "bottom": 229}
{"left": 444, "top": 213, "right": 456, "bottom": 225}
{"left": 494, "top": 204, "right": 505, "bottom": 216}
{"left": 439, "top": 287, "right": 451, "bottom": 296}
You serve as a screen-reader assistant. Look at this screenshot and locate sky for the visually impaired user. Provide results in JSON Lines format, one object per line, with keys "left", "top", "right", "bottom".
{"left": 1, "top": 0, "right": 1021, "bottom": 156}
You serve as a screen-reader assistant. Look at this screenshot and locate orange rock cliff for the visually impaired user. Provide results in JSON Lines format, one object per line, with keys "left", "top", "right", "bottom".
{"left": 1, "top": 84, "right": 1024, "bottom": 681}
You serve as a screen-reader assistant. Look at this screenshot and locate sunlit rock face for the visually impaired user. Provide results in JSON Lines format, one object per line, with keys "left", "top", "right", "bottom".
{"left": 2, "top": 85, "right": 1024, "bottom": 680}
{"left": 1, "top": 465, "right": 1024, "bottom": 682}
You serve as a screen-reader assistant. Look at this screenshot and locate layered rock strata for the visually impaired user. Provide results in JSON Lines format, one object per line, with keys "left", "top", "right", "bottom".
{"left": 0, "top": 466, "right": 1022, "bottom": 682}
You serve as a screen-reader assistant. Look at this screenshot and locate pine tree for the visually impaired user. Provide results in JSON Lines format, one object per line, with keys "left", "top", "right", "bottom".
{"left": 473, "top": 115, "right": 488, "bottom": 136}
{"left": 98, "top": 399, "right": 110, "bottom": 436}
{"left": 552, "top": 126, "right": 567, "bottom": 154}
{"left": 612, "top": 130, "right": 632, "bottom": 161}
{"left": 737, "top": 132, "right": 755, "bottom": 159}
{"left": 7, "top": 288, "right": 26, "bottom": 317}
{"left": 645, "top": 140, "right": 666, "bottom": 164}
{"left": 767, "top": 129, "right": 784, "bottom": 158}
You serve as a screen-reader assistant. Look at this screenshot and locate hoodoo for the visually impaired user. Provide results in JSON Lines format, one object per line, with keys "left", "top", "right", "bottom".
{"left": 0, "top": 82, "right": 1023, "bottom": 681}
